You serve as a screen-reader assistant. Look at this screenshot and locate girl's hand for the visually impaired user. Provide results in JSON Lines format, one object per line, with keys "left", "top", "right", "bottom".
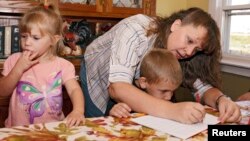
{"left": 173, "top": 102, "right": 206, "bottom": 124}
{"left": 15, "top": 51, "right": 39, "bottom": 73}
{"left": 109, "top": 103, "right": 131, "bottom": 118}
{"left": 65, "top": 110, "right": 85, "bottom": 128}
{"left": 217, "top": 96, "right": 242, "bottom": 123}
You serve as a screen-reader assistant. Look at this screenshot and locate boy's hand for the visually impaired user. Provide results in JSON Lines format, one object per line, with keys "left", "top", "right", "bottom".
{"left": 109, "top": 103, "right": 131, "bottom": 118}
{"left": 173, "top": 102, "right": 206, "bottom": 124}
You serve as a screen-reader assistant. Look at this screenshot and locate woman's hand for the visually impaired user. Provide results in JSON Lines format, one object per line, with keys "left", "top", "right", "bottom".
{"left": 172, "top": 102, "right": 206, "bottom": 124}
{"left": 217, "top": 96, "right": 242, "bottom": 123}
{"left": 65, "top": 110, "right": 85, "bottom": 128}
{"left": 109, "top": 103, "right": 131, "bottom": 118}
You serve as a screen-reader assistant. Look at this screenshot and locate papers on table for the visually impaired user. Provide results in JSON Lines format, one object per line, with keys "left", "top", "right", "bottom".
{"left": 235, "top": 101, "right": 250, "bottom": 117}
{"left": 131, "top": 113, "right": 219, "bottom": 140}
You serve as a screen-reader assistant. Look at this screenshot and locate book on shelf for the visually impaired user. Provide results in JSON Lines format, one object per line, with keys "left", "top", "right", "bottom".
{"left": 4, "top": 26, "right": 11, "bottom": 58}
{"left": 0, "top": 26, "right": 4, "bottom": 58}
{"left": 10, "top": 25, "right": 20, "bottom": 54}
{"left": 0, "top": 25, "right": 20, "bottom": 59}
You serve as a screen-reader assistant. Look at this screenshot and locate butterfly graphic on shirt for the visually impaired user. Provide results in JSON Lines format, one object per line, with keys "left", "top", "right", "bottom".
{"left": 16, "top": 71, "right": 63, "bottom": 124}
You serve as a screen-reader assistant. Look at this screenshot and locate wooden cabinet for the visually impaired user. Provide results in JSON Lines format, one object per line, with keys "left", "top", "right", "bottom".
{"left": 0, "top": 1, "right": 40, "bottom": 14}
{"left": 59, "top": 0, "right": 155, "bottom": 18}
{"left": 0, "top": 0, "right": 156, "bottom": 18}
{"left": 0, "top": 60, "right": 9, "bottom": 127}
{"left": 104, "top": 0, "right": 155, "bottom": 17}
{"left": 0, "top": 96, "right": 10, "bottom": 127}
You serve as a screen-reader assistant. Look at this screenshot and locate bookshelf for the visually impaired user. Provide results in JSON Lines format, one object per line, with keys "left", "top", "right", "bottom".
{"left": 0, "top": 0, "right": 156, "bottom": 127}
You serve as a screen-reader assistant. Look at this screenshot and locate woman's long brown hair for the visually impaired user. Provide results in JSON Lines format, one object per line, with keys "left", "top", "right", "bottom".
{"left": 147, "top": 7, "right": 222, "bottom": 90}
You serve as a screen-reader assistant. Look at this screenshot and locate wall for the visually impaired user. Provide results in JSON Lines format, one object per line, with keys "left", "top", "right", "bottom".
{"left": 156, "top": 0, "right": 250, "bottom": 101}
{"left": 222, "top": 72, "right": 250, "bottom": 100}
{"left": 175, "top": 73, "right": 250, "bottom": 102}
{"left": 186, "top": 0, "right": 208, "bottom": 12}
{"left": 156, "top": 0, "right": 186, "bottom": 16}
{"left": 156, "top": 0, "right": 208, "bottom": 16}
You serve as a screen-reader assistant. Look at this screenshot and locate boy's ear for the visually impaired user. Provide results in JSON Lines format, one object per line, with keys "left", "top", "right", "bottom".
{"left": 138, "top": 77, "right": 148, "bottom": 89}
{"left": 170, "top": 19, "right": 182, "bottom": 32}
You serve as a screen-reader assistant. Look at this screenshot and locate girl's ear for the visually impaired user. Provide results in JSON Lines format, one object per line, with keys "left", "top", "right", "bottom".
{"left": 170, "top": 19, "right": 182, "bottom": 32}
{"left": 138, "top": 77, "right": 148, "bottom": 89}
{"left": 53, "top": 35, "right": 62, "bottom": 43}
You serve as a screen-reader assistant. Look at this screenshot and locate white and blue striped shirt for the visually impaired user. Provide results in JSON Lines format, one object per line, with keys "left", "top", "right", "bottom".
{"left": 84, "top": 14, "right": 156, "bottom": 112}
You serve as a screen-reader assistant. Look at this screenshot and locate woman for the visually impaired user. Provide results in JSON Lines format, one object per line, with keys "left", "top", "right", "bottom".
{"left": 80, "top": 7, "right": 241, "bottom": 124}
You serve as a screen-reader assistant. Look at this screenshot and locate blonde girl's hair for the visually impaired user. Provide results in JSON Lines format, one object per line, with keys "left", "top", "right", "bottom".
{"left": 19, "top": 3, "right": 63, "bottom": 56}
{"left": 140, "top": 48, "right": 182, "bottom": 87}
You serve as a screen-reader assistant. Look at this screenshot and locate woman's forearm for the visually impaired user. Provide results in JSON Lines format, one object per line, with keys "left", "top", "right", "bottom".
{"left": 202, "top": 87, "right": 225, "bottom": 108}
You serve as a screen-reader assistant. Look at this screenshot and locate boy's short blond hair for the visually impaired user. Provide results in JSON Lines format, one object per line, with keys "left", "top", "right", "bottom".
{"left": 140, "top": 48, "right": 182, "bottom": 86}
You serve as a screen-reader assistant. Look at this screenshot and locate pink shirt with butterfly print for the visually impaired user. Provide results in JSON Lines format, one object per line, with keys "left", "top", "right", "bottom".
{"left": 2, "top": 53, "right": 76, "bottom": 127}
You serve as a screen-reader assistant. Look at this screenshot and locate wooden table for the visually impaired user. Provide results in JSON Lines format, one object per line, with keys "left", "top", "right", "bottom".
{"left": 0, "top": 107, "right": 249, "bottom": 141}
{"left": 0, "top": 113, "right": 208, "bottom": 141}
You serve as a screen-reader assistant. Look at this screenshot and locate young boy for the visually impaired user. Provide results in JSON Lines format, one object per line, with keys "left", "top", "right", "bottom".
{"left": 109, "top": 48, "right": 183, "bottom": 118}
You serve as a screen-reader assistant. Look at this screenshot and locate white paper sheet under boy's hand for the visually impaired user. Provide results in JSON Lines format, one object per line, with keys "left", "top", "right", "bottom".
{"left": 131, "top": 113, "right": 219, "bottom": 140}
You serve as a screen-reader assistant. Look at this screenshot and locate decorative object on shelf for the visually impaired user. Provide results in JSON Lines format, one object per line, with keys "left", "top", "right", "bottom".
{"left": 58, "top": 19, "right": 93, "bottom": 57}
{"left": 60, "top": 0, "right": 87, "bottom": 4}
{"left": 60, "top": 0, "right": 96, "bottom": 5}
{"left": 95, "top": 22, "right": 113, "bottom": 37}
{"left": 86, "top": 0, "right": 96, "bottom": 5}
{"left": 113, "top": 0, "right": 141, "bottom": 8}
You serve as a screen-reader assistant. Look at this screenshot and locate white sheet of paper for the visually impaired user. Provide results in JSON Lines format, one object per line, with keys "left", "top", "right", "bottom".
{"left": 235, "top": 101, "right": 250, "bottom": 117}
{"left": 131, "top": 113, "right": 219, "bottom": 139}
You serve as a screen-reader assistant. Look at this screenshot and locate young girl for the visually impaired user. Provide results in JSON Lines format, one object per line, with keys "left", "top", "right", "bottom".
{"left": 109, "top": 49, "right": 183, "bottom": 118}
{"left": 0, "top": 4, "right": 84, "bottom": 127}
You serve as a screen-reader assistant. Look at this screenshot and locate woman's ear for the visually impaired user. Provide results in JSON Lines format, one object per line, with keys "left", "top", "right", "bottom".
{"left": 137, "top": 77, "right": 148, "bottom": 89}
{"left": 170, "top": 19, "right": 182, "bottom": 32}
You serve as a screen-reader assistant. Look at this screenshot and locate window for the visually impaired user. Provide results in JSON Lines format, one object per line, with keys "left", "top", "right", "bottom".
{"left": 209, "top": 0, "right": 250, "bottom": 77}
